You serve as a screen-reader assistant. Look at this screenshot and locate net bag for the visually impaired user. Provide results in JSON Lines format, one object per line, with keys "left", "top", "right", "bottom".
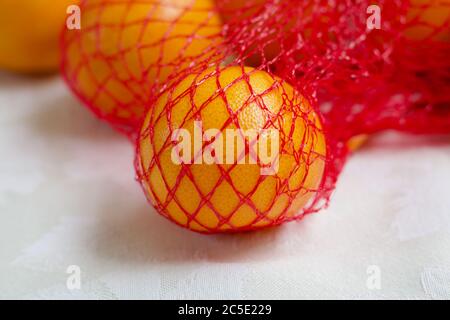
{"left": 61, "top": 0, "right": 224, "bottom": 135}
{"left": 135, "top": 65, "right": 344, "bottom": 233}
{"left": 217, "top": 0, "right": 450, "bottom": 139}
{"left": 61, "top": 0, "right": 449, "bottom": 233}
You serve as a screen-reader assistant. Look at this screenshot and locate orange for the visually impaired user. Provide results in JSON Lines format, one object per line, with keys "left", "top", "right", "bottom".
{"left": 137, "top": 66, "right": 327, "bottom": 233}
{"left": 63, "top": 0, "right": 223, "bottom": 131}
{"left": 405, "top": 0, "right": 450, "bottom": 41}
{"left": 0, "top": 0, "right": 75, "bottom": 73}
{"left": 347, "top": 134, "right": 368, "bottom": 151}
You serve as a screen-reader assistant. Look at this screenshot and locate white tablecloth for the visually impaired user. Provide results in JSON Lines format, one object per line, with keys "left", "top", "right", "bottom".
{"left": 0, "top": 72, "right": 449, "bottom": 299}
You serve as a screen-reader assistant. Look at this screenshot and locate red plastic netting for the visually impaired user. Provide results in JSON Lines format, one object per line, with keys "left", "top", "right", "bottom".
{"left": 61, "top": 0, "right": 450, "bottom": 233}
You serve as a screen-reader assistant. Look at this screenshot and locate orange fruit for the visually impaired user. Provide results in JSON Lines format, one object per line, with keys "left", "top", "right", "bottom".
{"left": 405, "top": 0, "right": 450, "bottom": 41}
{"left": 347, "top": 134, "right": 368, "bottom": 151}
{"left": 63, "top": 0, "right": 223, "bottom": 131}
{"left": 0, "top": 0, "right": 75, "bottom": 73}
{"left": 137, "top": 66, "right": 327, "bottom": 233}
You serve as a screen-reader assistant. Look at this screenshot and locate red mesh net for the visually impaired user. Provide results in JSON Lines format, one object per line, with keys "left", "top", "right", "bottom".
{"left": 61, "top": 0, "right": 450, "bottom": 233}
{"left": 135, "top": 65, "right": 343, "bottom": 232}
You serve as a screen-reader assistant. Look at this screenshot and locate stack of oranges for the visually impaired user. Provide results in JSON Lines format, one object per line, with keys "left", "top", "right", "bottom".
{"left": 1, "top": 0, "right": 448, "bottom": 233}
{"left": 59, "top": 0, "right": 332, "bottom": 233}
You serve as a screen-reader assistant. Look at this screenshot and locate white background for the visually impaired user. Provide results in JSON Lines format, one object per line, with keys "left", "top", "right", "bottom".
{"left": 0, "top": 72, "right": 449, "bottom": 299}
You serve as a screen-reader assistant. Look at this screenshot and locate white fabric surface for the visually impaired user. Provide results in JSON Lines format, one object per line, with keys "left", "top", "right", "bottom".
{"left": 0, "top": 72, "right": 449, "bottom": 300}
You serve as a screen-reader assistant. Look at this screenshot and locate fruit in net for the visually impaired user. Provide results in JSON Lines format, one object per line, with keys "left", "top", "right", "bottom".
{"left": 137, "top": 66, "right": 327, "bottom": 233}
{"left": 405, "top": 0, "right": 450, "bottom": 41}
{"left": 62, "top": 0, "right": 223, "bottom": 133}
{"left": 219, "top": 0, "right": 298, "bottom": 67}
{"left": 0, "top": 0, "right": 74, "bottom": 73}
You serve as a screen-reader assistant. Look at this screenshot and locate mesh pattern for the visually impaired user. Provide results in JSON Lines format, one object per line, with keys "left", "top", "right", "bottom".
{"left": 61, "top": 0, "right": 224, "bottom": 135}
{"left": 216, "top": 0, "right": 450, "bottom": 140}
{"left": 307, "top": 0, "right": 450, "bottom": 138}
{"left": 136, "top": 66, "right": 342, "bottom": 233}
{"left": 61, "top": 0, "right": 450, "bottom": 137}
{"left": 61, "top": 0, "right": 449, "bottom": 233}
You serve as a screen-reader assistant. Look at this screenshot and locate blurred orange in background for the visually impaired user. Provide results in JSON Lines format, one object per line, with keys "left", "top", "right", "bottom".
{"left": 405, "top": 0, "right": 450, "bottom": 41}
{"left": 0, "top": 0, "right": 76, "bottom": 74}
{"left": 62, "top": 0, "right": 223, "bottom": 131}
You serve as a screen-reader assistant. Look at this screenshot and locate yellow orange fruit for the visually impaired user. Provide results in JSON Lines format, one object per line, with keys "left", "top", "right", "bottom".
{"left": 137, "top": 66, "right": 327, "bottom": 233}
{"left": 63, "top": 0, "right": 223, "bottom": 131}
{"left": 0, "top": 0, "right": 74, "bottom": 73}
{"left": 347, "top": 134, "right": 369, "bottom": 151}
{"left": 405, "top": 0, "right": 450, "bottom": 41}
